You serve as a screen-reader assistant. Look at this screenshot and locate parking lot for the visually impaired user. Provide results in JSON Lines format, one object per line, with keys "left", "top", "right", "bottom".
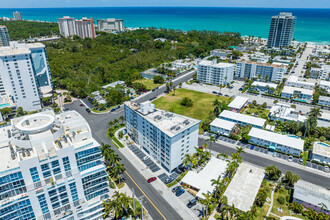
{"left": 169, "top": 184, "right": 205, "bottom": 218}
{"left": 128, "top": 145, "right": 160, "bottom": 172}
{"left": 157, "top": 172, "right": 179, "bottom": 184}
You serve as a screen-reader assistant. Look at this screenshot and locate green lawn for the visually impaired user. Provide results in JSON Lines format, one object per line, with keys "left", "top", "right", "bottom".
{"left": 134, "top": 79, "right": 163, "bottom": 90}
{"left": 271, "top": 187, "right": 309, "bottom": 220}
{"left": 243, "top": 105, "right": 270, "bottom": 119}
{"left": 153, "top": 88, "right": 229, "bottom": 121}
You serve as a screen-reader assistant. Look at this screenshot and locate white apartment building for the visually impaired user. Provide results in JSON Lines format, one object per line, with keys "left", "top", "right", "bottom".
{"left": 210, "top": 118, "right": 236, "bottom": 136}
{"left": 318, "top": 96, "right": 330, "bottom": 107}
{"left": 235, "top": 60, "right": 285, "bottom": 82}
{"left": 249, "top": 52, "right": 271, "bottom": 63}
{"left": 219, "top": 110, "right": 266, "bottom": 129}
{"left": 228, "top": 96, "right": 249, "bottom": 113}
{"left": 97, "top": 18, "right": 124, "bottom": 32}
{"left": 197, "top": 60, "right": 234, "bottom": 86}
{"left": 281, "top": 86, "right": 313, "bottom": 102}
{"left": 311, "top": 142, "right": 330, "bottom": 165}
{"left": 286, "top": 76, "right": 315, "bottom": 90}
{"left": 248, "top": 128, "right": 304, "bottom": 156}
{"left": 319, "top": 80, "right": 330, "bottom": 93}
{"left": 13, "top": 11, "right": 22, "bottom": 21}
{"left": 0, "top": 25, "right": 10, "bottom": 47}
{"left": 58, "top": 16, "right": 96, "bottom": 39}
{"left": 210, "top": 49, "right": 232, "bottom": 59}
{"left": 58, "top": 16, "right": 76, "bottom": 38}
{"left": 0, "top": 110, "right": 109, "bottom": 220}
{"left": 251, "top": 81, "right": 277, "bottom": 93}
{"left": 125, "top": 101, "right": 200, "bottom": 173}
{"left": 0, "top": 42, "right": 53, "bottom": 111}
{"left": 269, "top": 103, "right": 306, "bottom": 123}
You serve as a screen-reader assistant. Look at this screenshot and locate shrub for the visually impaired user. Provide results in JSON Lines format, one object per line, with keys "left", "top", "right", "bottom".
{"left": 319, "top": 136, "right": 326, "bottom": 142}
{"left": 277, "top": 196, "right": 286, "bottom": 205}
{"left": 180, "top": 97, "right": 193, "bottom": 107}
{"left": 153, "top": 75, "right": 164, "bottom": 84}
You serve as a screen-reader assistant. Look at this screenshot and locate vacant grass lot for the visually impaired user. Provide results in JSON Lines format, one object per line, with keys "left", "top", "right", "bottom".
{"left": 153, "top": 88, "right": 230, "bottom": 121}
{"left": 243, "top": 105, "right": 270, "bottom": 119}
{"left": 134, "top": 79, "right": 163, "bottom": 90}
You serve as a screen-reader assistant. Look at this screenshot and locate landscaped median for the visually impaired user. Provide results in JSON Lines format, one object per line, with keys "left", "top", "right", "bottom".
{"left": 107, "top": 119, "right": 126, "bottom": 148}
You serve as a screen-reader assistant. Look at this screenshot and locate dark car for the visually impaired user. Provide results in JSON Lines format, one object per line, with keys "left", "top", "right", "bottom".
{"left": 175, "top": 168, "right": 183, "bottom": 174}
{"left": 110, "top": 108, "right": 116, "bottom": 112}
{"left": 172, "top": 186, "right": 181, "bottom": 193}
{"left": 147, "top": 177, "right": 157, "bottom": 183}
{"left": 85, "top": 108, "right": 91, "bottom": 113}
{"left": 187, "top": 199, "right": 197, "bottom": 208}
{"left": 116, "top": 105, "right": 120, "bottom": 109}
{"left": 250, "top": 145, "right": 255, "bottom": 150}
{"left": 155, "top": 87, "right": 159, "bottom": 90}
{"left": 152, "top": 88, "right": 156, "bottom": 92}
{"left": 176, "top": 189, "right": 185, "bottom": 197}
{"left": 212, "top": 91, "right": 217, "bottom": 94}
{"left": 80, "top": 104, "right": 84, "bottom": 107}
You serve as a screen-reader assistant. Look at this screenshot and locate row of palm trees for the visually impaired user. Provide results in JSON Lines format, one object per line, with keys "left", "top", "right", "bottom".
{"left": 213, "top": 99, "right": 228, "bottom": 116}
{"left": 100, "top": 143, "right": 126, "bottom": 184}
{"left": 183, "top": 145, "right": 211, "bottom": 168}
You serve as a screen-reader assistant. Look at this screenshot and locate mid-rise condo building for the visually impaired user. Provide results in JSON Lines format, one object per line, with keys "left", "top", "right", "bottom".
{"left": 267, "top": 12, "right": 296, "bottom": 48}
{"left": 0, "top": 41, "right": 53, "bottom": 111}
{"left": 0, "top": 110, "right": 109, "bottom": 220}
{"left": 0, "top": 26, "right": 10, "bottom": 47}
{"left": 58, "top": 16, "right": 96, "bottom": 39}
{"left": 97, "top": 18, "right": 124, "bottom": 32}
{"left": 286, "top": 76, "right": 315, "bottom": 90}
{"left": 197, "top": 60, "right": 234, "bottom": 86}
{"left": 58, "top": 16, "right": 77, "bottom": 38}
{"left": 235, "top": 60, "right": 285, "bottom": 82}
{"left": 125, "top": 101, "right": 200, "bottom": 173}
{"left": 13, "top": 11, "right": 22, "bottom": 21}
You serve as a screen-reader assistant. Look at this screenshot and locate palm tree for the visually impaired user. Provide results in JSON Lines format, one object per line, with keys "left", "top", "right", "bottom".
{"left": 284, "top": 171, "right": 300, "bottom": 187}
{"left": 318, "top": 202, "right": 328, "bottom": 214}
{"left": 113, "top": 118, "right": 119, "bottom": 126}
{"left": 119, "top": 115, "right": 125, "bottom": 124}
{"left": 207, "top": 136, "right": 216, "bottom": 152}
{"left": 265, "top": 165, "right": 282, "bottom": 181}
{"left": 202, "top": 193, "right": 214, "bottom": 216}
{"left": 211, "top": 175, "right": 222, "bottom": 199}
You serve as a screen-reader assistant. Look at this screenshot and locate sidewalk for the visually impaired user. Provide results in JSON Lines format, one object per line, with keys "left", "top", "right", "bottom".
{"left": 115, "top": 130, "right": 199, "bottom": 220}
{"left": 200, "top": 135, "right": 330, "bottom": 178}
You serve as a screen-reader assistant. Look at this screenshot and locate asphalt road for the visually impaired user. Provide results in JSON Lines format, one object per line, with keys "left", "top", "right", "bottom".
{"left": 65, "top": 101, "right": 183, "bottom": 220}
{"left": 198, "top": 139, "right": 330, "bottom": 189}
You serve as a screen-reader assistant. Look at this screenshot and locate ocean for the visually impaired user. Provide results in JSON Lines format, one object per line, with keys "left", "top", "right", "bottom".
{"left": 0, "top": 7, "right": 329, "bottom": 44}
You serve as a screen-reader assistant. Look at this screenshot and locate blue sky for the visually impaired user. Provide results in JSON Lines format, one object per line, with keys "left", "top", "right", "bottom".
{"left": 2, "top": 0, "right": 330, "bottom": 8}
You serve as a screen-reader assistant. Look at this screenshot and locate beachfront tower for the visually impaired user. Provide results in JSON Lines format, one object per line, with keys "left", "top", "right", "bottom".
{"left": 267, "top": 12, "right": 296, "bottom": 48}
{"left": 13, "top": 11, "right": 22, "bottom": 20}
{"left": 0, "top": 26, "right": 10, "bottom": 47}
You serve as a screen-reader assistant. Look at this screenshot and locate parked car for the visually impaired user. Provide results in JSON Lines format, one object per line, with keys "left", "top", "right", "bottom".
{"left": 324, "top": 166, "right": 329, "bottom": 173}
{"left": 250, "top": 145, "right": 255, "bottom": 150}
{"left": 187, "top": 199, "right": 197, "bottom": 208}
{"left": 155, "top": 87, "right": 159, "bottom": 90}
{"left": 152, "top": 88, "right": 156, "bottom": 92}
{"left": 272, "top": 152, "right": 277, "bottom": 157}
{"left": 172, "top": 186, "right": 181, "bottom": 193}
{"left": 110, "top": 108, "right": 116, "bottom": 112}
{"left": 212, "top": 91, "right": 217, "bottom": 94}
{"left": 176, "top": 189, "right": 185, "bottom": 197}
{"left": 143, "top": 156, "right": 149, "bottom": 161}
{"left": 175, "top": 168, "right": 183, "bottom": 174}
{"left": 165, "top": 177, "right": 174, "bottom": 184}
{"left": 288, "top": 156, "right": 293, "bottom": 162}
{"left": 116, "top": 106, "right": 120, "bottom": 109}
{"left": 80, "top": 104, "right": 84, "bottom": 107}
{"left": 147, "top": 177, "right": 157, "bottom": 183}
{"left": 85, "top": 108, "right": 91, "bottom": 113}
{"left": 298, "top": 158, "right": 303, "bottom": 164}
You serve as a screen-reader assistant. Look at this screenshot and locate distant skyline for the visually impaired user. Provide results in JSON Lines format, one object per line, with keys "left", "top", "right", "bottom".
{"left": 1, "top": 0, "right": 330, "bottom": 9}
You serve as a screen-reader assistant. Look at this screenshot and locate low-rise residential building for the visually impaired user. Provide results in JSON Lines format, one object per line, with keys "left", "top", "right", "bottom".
{"left": 248, "top": 127, "right": 304, "bottom": 156}
{"left": 251, "top": 81, "right": 277, "bottom": 93}
{"left": 181, "top": 157, "right": 227, "bottom": 199}
{"left": 235, "top": 60, "right": 286, "bottom": 82}
{"left": 318, "top": 80, "right": 330, "bottom": 93}
{"left": 197, "top": 60, "right": 235, "bottom": 86}
{"left": 223, "top": 163, "right": 264, "bottom": 212}
{"left": 286, "top": 76, "right": 315, "bottom": 90}
{"left": 210, "top": 118, "right": 236, "bottom": 136}
{"left": 140, "top": 68, "right": 167, "bottom": 80}
{"left": 317, "top": 112, "right": 330, "bottom": 127}
{"left": 219, "top": 110, "right": 266, "bottom": 129}
{"left": 125, "top": 101, "right": 200, "bottom": 173}
{"left": 171, "top": 60, "right": 192, "bottom": 70}
{"left": 318, "top": 96, "right": 330, "bottom": 107}
{"left": 101, "top": 81, "right": 125, "bottom": 90}
{"left": 281, "top": 86, "right": 313, "bottom": 102}
{"left": 311, "top": 142, "right": 330, "bottom": 165}
{"left": 269, "top": 103, "right": 307, "bottom": 122}
{"left": 228, "top": 96, "right": 249, "bottom": 113}
{"left": 249, "top": 52, "right": 271, "bottom": 63}
{"left": 293, "top": 180, "right": 330, "bottom": 215}
{"left": 90, "top": 91, "right": 106, "bottom": 105}
{"left": 210, "top": 49, "right": 232, "bottom": 59}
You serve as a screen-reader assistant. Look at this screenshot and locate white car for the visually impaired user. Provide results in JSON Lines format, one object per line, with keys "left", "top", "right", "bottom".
{"left": 288, "top": 156, "right": 293, "bottom": 162}
{"left": 324, "top": 166, "right": 329, "bottom": 173}
{"left": 143, "top": 156, "right": 149, "bottom": 161}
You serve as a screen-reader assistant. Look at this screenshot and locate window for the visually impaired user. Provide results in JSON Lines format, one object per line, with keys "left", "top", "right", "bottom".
{"left": 29, "top": 167, "right": 40, "bottom": 182}
{"left": 51, "top": 160, "right": 59, "bottom": 168}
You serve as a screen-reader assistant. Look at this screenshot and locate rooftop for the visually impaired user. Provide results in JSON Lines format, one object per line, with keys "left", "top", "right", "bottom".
{"left": 251, "top": 81, "right": 278, "bottom": 89}
{"left": 287, "top": 76, "right": 315, "bottom": 87}
{"left": 125, "top": 101, "right": 200, "bottom": 137}
{"left": 248, "top": 127, "right": 304, "bottom": 151}
{"left": 223, "top": 163, "right": 264, "bottom": 212}
{"left": 0, "top": 41, "right": 45, "bottom": 57}
{"left": 293, "top": 180, "right": 330, "bottom": 210}
{"left": 228, "top": 96, "right": 249, "bottom": 110}
{"left": 319, "top": 96, "right": 330, "bottom": 102}
{"left": 270, "top": 103, "right": 306, "bottom": 122}
{"left": 219, "top": 110, "right": 266, "bottom": 128}
{"left": 281, "top": 86, "right": 314, "bottom": 96}
{"left": 210, "top": 118, "right": 236, "bottom": 131}
{"left": 237, "top": 60, "right": 286, "bottom": 68}
{"left": 198, "top": 60, "right": 235, "bottom": 68}
{"left": 312, "top": 142, "right": 330, "bottom": 158}
{"left": 181, "top": 157, "right": 228, "bottom": 199}
{"left": 102, "top": 81, "right": 125, "bottom": 90}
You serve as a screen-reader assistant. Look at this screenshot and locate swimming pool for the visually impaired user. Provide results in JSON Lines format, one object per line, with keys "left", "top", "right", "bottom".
{"left": 0, "top": 103, "right": 10, "bottom": 108}
{"left": 318, "top": 142, "right": 329, "bottom": 147}
{"left": 287, "top": 135, "right": 299, "bottom": 139}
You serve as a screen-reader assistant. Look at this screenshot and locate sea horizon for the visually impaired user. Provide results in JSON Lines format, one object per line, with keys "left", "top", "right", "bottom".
{"left": 1, "top": 7, "right": 330, "bottom": 44}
